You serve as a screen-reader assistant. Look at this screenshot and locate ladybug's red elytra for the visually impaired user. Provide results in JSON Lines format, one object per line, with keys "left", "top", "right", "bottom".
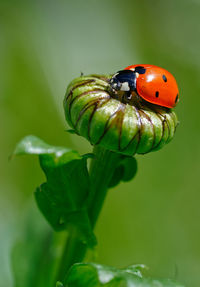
{"left": 110, "top": 64, "right": 179, "bottom": 108}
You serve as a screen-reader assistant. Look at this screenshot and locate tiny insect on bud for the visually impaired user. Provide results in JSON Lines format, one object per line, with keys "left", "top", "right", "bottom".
{"left": 64, "top": 74, "right": 178, "bottom": 156}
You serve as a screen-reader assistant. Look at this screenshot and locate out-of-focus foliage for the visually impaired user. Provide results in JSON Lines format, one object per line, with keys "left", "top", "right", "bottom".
{"left": 64, "top": 263, "right": 184, "bottom": 287}
{"left": 1, "top": 1, "right": 200, "bottom": 287}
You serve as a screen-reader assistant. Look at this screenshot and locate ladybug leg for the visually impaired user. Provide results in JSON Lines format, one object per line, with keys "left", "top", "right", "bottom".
{"left": 122, "top": 91, "right": 132, "bottom": 103}
{"left": 124, "top": 91, "right": 132, "bottom": 100}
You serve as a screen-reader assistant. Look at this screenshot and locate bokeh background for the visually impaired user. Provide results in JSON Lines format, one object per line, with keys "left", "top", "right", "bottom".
{"left": 1, "top": 0, "right": 200, "bottom": 286}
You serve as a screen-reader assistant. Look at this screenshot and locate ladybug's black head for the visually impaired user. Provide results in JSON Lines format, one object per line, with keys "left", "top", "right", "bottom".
{"left": 109, "top": 70, "right": 137, "bottom": 92}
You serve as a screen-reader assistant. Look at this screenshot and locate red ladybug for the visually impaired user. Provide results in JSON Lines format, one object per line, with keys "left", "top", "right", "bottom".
{"left": 110, "top": 64, "right": 179, "bottom": 108}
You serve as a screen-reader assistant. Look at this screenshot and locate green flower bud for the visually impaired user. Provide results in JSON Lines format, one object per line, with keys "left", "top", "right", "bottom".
{"left": 64, "top": 74, "right": 178, "bottom": 156}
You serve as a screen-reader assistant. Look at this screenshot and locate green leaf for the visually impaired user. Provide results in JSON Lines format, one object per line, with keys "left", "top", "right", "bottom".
{"left": 13, "top": 136, "right": 96, "bottom": 246}
{"left": 64, "top": 263, "right": 184, "bottom": 287}
{"left": 108, "top": 157, "right": 137, "bottom": 188}
{"left": 56, "top": 282, "right": 64, "bottom": 287}
{"left": 13, "top": 135, "right": 77, "bottom": 157}
{"left": 11, "top": 203, "right": 58, "bottom": 287}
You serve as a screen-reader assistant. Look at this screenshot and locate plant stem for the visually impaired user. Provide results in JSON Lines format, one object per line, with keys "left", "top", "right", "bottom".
{"left": 56, "top": 146, "right": 122, "bottom": 283}
{"left": 56, "top": 226, "right": 86, "bottom": 282}
{"left": 88, "top": 146, "right": 122, "bottom": 227}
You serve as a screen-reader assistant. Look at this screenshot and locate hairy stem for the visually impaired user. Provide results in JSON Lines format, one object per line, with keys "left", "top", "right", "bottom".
{"left": 56, "top": 146, "right": 122, "bottom": 284}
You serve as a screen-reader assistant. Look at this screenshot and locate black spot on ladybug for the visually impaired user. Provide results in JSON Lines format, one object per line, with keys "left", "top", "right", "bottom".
{"left": 135, "top": 66, "right": 146, "bottom": 74}
{"left": 162, "top": 75, "right": 167, "bottom": 82}
{"left": 175, "top": 94, "right": 179, "bottom": 103}
{"left": 155, "top": 91, "right": 159, "bottom": 98}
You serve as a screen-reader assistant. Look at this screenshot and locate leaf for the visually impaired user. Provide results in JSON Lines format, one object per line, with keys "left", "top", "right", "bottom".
{"left": 13, "top": 135, "right": 76, "bottom": 157}
{"left": 56, "top": 282, "right": 64, "bottom": 287}
{"left": 13, "top": 136, "right": 96, "bottom": 246}
{"left": 64, "top": 263, "right": 184, "bottom": 287}
{"left": 108, "top": 157, "right": 137, "bottom": 188}
{"left": 11, "top": 203, "right": 58, "bottom": 287}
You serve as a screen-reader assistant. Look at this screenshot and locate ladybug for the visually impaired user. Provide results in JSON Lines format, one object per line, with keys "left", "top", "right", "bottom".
{"left": 109, "top": 64, "right": 179, "bottom": 108}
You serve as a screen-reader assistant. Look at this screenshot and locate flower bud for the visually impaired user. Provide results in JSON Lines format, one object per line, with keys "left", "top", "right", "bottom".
{"left": 64, "top": 75, "right": 178, "bottom": 156}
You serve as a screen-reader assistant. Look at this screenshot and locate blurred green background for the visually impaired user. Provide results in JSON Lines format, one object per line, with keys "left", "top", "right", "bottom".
{"left": 1, "top": 0, "right": 200, "bottom": 286}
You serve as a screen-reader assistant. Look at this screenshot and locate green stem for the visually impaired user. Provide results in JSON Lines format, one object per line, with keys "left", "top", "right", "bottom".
{"left": 88, "top": 146, "right": 122, "bottom": 227}
{"left": 56, "top": 226, "right": 86, "bottom": 282}
{"left": 56, "top": 146, "right": 122, "bottom": 284}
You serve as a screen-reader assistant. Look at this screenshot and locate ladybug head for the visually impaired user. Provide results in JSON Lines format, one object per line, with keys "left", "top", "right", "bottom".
{"left": 109, "top": 70, "right": 136, "bottom": 93}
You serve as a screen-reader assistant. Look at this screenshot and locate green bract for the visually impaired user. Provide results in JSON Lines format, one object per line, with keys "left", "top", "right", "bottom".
{"left": 64, "top": 75, "right": 178, "bottom": 156}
